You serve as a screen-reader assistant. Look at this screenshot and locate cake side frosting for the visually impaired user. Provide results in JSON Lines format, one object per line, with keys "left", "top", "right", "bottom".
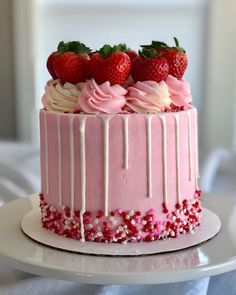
{"left": 39, "top": 108, "right": 200, "bottom": 242}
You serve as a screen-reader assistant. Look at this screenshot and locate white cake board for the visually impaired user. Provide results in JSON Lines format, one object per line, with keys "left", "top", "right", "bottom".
{"left": 21, "top": 207, "right": 221, "bottom": 257}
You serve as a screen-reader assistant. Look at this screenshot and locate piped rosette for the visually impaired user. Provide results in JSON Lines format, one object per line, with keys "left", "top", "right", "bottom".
{"left": 78, "top": 79, "right": 127, "bottom": 114}
{"left": 126, "top": 80, "right": 171, "bottom": 113}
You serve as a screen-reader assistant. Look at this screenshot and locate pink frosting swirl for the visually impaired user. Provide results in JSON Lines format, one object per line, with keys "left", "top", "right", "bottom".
{"left": 165, "top": 75, "right": 192, "bottom": 109}
{"left": 78, "top": 79, "right": 127, "bottom": 114}
{"left": 126, "top": 81, "right": 171, "bottom": 113}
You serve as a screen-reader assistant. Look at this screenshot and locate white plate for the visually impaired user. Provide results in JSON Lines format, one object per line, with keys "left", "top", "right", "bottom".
{"left": 0, "top": 194, "right": 236, "bottom": 285}
{"left": 21, "top": 207, "right": 221, "bottom": 256}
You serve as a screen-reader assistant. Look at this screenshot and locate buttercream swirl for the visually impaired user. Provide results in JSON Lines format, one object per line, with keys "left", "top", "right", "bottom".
{"left": 78, "top": 79, "right": 127, "bottom": 114}
{"left": 42, "top": 79, "right": 83, "bottom": 113}
{"left": 126, "top": 81, "right": 171, "bottom": 113}
{"left": 165, "top": 75, "right": 192, "bottom": 109}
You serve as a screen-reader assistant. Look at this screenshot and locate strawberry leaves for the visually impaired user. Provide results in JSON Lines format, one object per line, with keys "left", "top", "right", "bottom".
{"left": 57, "top": 41, "right": 92, "bottom": 54}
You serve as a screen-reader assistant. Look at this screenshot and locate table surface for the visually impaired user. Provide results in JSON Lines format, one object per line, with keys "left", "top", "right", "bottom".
{"left": 0, "top": 194, "right": 235, "bottom": 285}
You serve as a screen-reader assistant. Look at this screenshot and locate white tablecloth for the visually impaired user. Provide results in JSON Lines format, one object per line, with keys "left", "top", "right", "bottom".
{"left": 0, "top": 142, "right": 235, "bottom": 295}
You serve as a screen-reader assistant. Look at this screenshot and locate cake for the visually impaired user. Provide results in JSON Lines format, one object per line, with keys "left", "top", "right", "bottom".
{"left": 39, "top": 39, "right": 202, "bottom": 243}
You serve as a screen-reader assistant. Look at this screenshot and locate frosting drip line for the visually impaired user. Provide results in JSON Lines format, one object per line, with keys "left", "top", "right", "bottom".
{"left": 79, "top": 116, "right": 87, "bottom": 242}
{"left": 146, "top": 116, "right": 153, "bottom": 198}
{"left": 174, "top": 114, "right": 181, "bottom": 204}
{"left": 44, "top": 111, "right": 49, "bottom": 196}
{"left": 103, "top": 116, "right": 111, "bottom": 217}
{"left": 123, "top": 116, "right": 129, "bottom": 170}
{"left": 69, "top": 116, "right": 75, "bottom": 217}
{"left": 160, "top": 116, "right": 168, "bottom": 205}
{"left": 57, "top": 114, "right": 62, "bottom": 206}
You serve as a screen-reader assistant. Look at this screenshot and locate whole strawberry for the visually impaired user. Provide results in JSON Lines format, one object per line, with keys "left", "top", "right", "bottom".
{"left": 89, "top": 44, "right": 131, "bottom": 85}
{"left": 131, "top": 47, "right": 169, "bottom": 83}
{"left": 53, "top": 41, "right": 91, "bottom": 84}
{"left": 162, "top": 37, "right": 188, "bottom": 79}
{"left": 116, "top": 43, "right": 138, "bottom": 62}
{"left": 46, "top": 52, "right": 58, "bottom": 79}
{"left": 148, "top": 38, "right": 188, "bottom": 79}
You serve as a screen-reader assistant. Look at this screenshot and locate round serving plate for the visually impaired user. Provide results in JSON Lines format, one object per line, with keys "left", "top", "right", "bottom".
{"left": 21, "top": 207, "right": 220, "bottom": 257}
{"left": 0, "top": 194, "right": 235, "bottom": 285}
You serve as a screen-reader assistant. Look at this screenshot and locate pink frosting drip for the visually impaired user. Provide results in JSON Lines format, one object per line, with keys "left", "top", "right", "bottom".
{"left": 126, "top": 81, "right": 171, "bottom": 113}
{"left": 78, "top": 79, "right": 127, "bottom": 114}
{"left": 165, "top": 75, "right": 192, "bottom": 109}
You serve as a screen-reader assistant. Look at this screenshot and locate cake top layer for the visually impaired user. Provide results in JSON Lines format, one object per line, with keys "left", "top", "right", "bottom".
{"left": 42, "top": 38, "right": 192, "bottom": 115}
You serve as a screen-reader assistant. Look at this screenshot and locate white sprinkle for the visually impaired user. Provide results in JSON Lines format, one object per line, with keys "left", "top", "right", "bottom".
{"left": 123, "top": 224, "right": 128, "bottom": 229}
{"left": 129, "top": 210, "right": 134, "bottom": 216}
{"left": 131, "top": 219, "right": 136, "bottom": 225}
{"left": 94, "top": 218, "right": 99, "bottom": 225}
{"left": 125, "top": 214, "right": 130, "bottom": 220}
{"left": 142, "top": 220, "right": 147, "bottom": 225}
{"left": 172, "top": 216, "right": 177, "bottom": 222}
{"left": 112, "top": 220, "right": 117, "bottom": 226}
{"left": 121, "top": 233, "right": 126, "bottom": 238}
{"left": 87, "top": 224, "right": 93, "bottom": 229}
{"left": 171, "top": 231, "right": 175, "bottom": 237}
{"left": 118, "top": 226, "right": 123, "bottom": 231}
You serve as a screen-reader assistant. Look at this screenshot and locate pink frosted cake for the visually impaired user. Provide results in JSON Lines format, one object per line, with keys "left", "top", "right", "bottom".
{"left": 39, "top": 39, "right": 201, "bottom": 243}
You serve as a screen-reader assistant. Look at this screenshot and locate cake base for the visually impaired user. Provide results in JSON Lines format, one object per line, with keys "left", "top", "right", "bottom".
{"left": 21, "top": 207, "right": 221, "bottom": 256}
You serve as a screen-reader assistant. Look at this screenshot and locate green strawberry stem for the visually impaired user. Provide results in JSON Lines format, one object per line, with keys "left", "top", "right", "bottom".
{"left": 139, "top": 47, "right": 159, "bottom": 58}
{"left": 57, "top": 41, "right": 92, "bottom": 54}
{"left": 141, "top": 41, "right": 168, "bottom": 50}
{"left": 173, "top": 37, "right": 185, "bottom": 53}
{"left": 174, "top": 37, "right": 179, "bottom": 47}
{"left": 99, "top": 43, "right": 129, "bottom": 57}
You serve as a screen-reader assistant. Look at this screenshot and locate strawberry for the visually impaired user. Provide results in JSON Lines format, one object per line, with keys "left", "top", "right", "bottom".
{"left": 46, "top": 52, "right": 58, "bottom": 80}
{"left": 53, "top": 41, "right": 91, "bottom": 84}
{"left": 162, "top": 37, "right": 188, "bottom": 79}
{"left": 146, "top": 38, "right": 188, "bottom": 79}
{"left": 116, "top": 43, "right": 138, "bottom": 62}
{"left": 126, "top": 50, "right": 138, "bottom": 62}
{"left": 89, "top": 44, "right": 131, "bottom": 85}
{"left": 131, "top": 47, "right": 169, "bottom": 83}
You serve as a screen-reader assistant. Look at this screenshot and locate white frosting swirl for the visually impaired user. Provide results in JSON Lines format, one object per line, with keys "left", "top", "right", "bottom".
{"left": 42, "top": 79, "right": 83, "bottom": 113}
{"left": 78, "top": 79, "right": 127, "bottom": 114}
{"left": 126, "top": 81, "right": 171, "bottom": 113}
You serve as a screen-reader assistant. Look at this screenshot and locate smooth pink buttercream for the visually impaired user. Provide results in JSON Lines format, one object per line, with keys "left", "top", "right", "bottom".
{"left": 165, "top": 75, "right": 192, "bottom": 109}
{"left": 126, "top": 81, "right": 171, "bottom": 113}
{"left": 78, "top": 79, "right": 127, "bottom": 114}
{"left": 40, "top": 109, "right": 198, "bottom": 219}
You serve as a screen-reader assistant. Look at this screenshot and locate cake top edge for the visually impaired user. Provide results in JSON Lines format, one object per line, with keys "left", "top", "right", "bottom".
{"left": 40, "top": 105, "right": 196, "bottom": 117}
{"left": 42, "top": 38, "right": 193, "bottom": 115}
